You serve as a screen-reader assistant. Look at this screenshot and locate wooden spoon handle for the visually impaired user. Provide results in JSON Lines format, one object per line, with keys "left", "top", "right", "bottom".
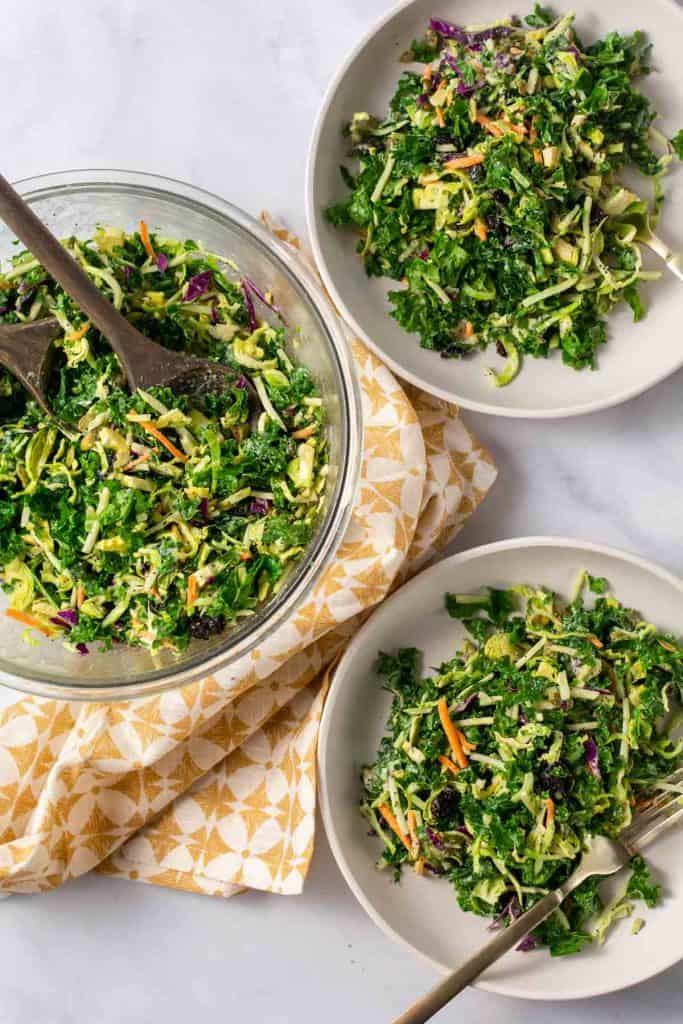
{"left": 0, "top": 173, "right": 142, "bottom": 386}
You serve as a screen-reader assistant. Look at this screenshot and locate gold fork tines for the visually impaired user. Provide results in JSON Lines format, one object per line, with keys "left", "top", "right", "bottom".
{"left": 623, "top": 768, "right": 683, "bottom": 851}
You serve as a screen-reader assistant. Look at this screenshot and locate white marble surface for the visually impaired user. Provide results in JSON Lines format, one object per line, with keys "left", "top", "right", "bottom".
{"left": 1, "top": 0, "right": 682, "bottom": 1021}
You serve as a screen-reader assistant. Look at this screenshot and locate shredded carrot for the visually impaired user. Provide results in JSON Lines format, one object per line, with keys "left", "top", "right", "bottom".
{"left": 438, "top": 754, "right": 461, "bottom": 776}
{"left": 501, "top": 118, "right": 526, "bottom": 136}
{"left": 139, "top": 421, "right": 188, "bottom": 462}
{"left": 434, "top": 106, "right": 445, "bottom": 128}
{"left": 422, "top": 65, "right": 433, "bottom": 84}
{"left": 378, "top": 803, "right": 412, "bottom": 852}
{"left": 139, "top": 220, "right": 156, "bottom": 263}
{"left": 437, "top": 697, "right": 469, "bottom": 769}
{"left": 588, "top": 635, "right": 604, "bottom": 649}
{"left": 533, "top": 148, "right": 543, "bottom": 164}
{"left": 475, "top": 113, "right": 503, "bottom": 137}
{"left": 414, "top": 857, "right": 425, "bottom": 876}
{"left": 76, "top": 584, "right": 85, "bottom": 609}
{"left": 291, "top": 424, "right": 317, "bottom": 440}
{"left": 445, "top": 153, "right": 484, "bottom": 170}
{"left": 464, "top": 321, "right": 474, "bottom": 337}
{"left": 473, "top": 217, "right": 488, "bottom": 242}
{"left": 5, "top": 608, "right": 54, "bottom": 637}
{"left": 239, "top": 550, "right": 253, "bottom": 562}
{"left": 186, "top": 575, "right": 198, "bottom": 611}
{"left": 636, "top": 797, "right": 656, "bottom": 811}
{"left": 406, "top": 809, "right": 419, "bottom": 852}
{"left": 65, "top": 320, "right": 91, "bottom": 343}
{"left": 457, "top": 729, "right": 477, "bottom": 753}
{"left": 545, "top": 797, "right": 555, "bottom": 826}
{"left": 123, "top": 451, "right": 152, "bottom": 472}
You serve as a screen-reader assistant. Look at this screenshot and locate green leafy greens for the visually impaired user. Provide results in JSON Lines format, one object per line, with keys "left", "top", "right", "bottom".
{"left": 0, "top": 227, "right": 327, "bottom": 654}
{"left": 361, "top": 575, "right": 683, "bottom": 955}
{"left": 326, "top": 8, "right": 681, "bottom": 385}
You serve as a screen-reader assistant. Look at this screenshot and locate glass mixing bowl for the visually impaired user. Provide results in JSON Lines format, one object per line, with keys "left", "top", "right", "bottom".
{"left": 0, "top": 169, "right": 362, "bottom": 700}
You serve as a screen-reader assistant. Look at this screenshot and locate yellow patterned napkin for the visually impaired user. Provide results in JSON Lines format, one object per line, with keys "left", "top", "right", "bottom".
{"left": 0, "top": 233, "right": 496, "bottom": 898}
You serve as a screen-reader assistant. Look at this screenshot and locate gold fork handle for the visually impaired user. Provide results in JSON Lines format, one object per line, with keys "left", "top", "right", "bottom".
{"left": 392, "top": 890, "right": 562, "bottom": 1024}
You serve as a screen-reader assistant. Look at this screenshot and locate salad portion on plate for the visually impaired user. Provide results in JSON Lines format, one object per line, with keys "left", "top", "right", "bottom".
{"left": 362, "top": 572, "right": 682, "bottom": 956}
{"left": 323, "top": 6, "right": 682, "bottom": 390}
{"left": 318, "top": 539, "right": 683, "bottom": 999}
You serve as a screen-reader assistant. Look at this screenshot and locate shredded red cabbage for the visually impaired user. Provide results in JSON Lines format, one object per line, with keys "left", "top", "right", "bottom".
{"left": 440, "top": 53, "right": 481, "bottom": 94}
{"left": 248, "top": 498, "right": 272, "bottom": 516}
{"left": 454, "top": 692, "right": 478, "bottom": 714}
{"left": 156, "top": 252, "right": 169, "bottom": 273}
{"left": 429, "top": 16, "right": 470, "bottom": 42}
{"left": 585, "top": 735, "right": 601, "bottom": 779}
{"left": 489, "top": 895, "right": 521, "bottom": 931}
{"left": 430, "top": 17, "right": 513, "bottom": 47}
{"left": 426, "top": 826, "right": 445, "bottom": 849}
{"left": 50, "top": 609, "right": 79, "bottom": 628}
{"left": 242, "top": 276, "right": 287, "bottom": 325}
{"left": 183, "top": 270, "right": 213, "bottom": 302}
{"left": 241, "top": 280, "right": 257, "bottom": 331}
{"left": 199, "top": 497, "right": 211, "bottom": 523}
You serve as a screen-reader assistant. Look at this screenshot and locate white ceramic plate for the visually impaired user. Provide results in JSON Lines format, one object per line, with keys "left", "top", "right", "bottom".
{"left": 318, "top": 538, "right": 683, "bottom": 999}
{"left": 307, "top": 0, "right": 683, "bottom": 418}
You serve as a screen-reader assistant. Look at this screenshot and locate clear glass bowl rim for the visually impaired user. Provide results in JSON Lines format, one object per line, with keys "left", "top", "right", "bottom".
{"left": 0, "top": 168, "right": 363, "bottom": 701}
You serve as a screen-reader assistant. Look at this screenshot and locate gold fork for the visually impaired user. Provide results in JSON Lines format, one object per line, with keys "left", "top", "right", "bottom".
{"left": 394, "top": 766, "right": 683, "bottom": 1024}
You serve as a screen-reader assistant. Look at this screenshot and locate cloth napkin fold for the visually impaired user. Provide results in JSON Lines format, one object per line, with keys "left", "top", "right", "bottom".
{"left": 0, "top": 228, "right": 496, "bottom": 898}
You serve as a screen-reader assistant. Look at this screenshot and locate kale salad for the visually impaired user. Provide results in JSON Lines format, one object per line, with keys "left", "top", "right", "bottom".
{"left": 361, "top": 575, "right": 683, "bottom": 955}
{"left": 327, "top": 7, "right": 683, "bottom": 386}
{"left": 0, "top": 225, "right": 327, "bottom": 654}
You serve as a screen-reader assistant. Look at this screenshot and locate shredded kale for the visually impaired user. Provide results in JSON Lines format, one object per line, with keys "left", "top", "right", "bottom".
{"left": 626, "top": 855, "right": 660, "bottom": 908}
{"left": 326, "top": 8, "right": 682, "bottom": 385}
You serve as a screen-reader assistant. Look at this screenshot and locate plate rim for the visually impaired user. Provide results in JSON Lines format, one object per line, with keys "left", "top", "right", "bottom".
{"left": 317, "top": 535, "right": 683, "bottom": 999}
{"left": 306, "top": 0, "right": 683, "bottom": 419}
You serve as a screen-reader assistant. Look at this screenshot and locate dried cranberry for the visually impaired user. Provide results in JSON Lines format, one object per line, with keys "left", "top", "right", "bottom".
{"left": 188, "top": 615, "right": 225, "bottom": 640}
{"left": 430, "top": 786, "right": 458, "bottom": 821}
{"left": 496, "top": 340, "right": 507, "bottom": 357}
{"left": 486, "top": 211, "right": 500, "bottom": 233}
{"left": 492, "top": 189, "right": 508, "bottom": 205}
